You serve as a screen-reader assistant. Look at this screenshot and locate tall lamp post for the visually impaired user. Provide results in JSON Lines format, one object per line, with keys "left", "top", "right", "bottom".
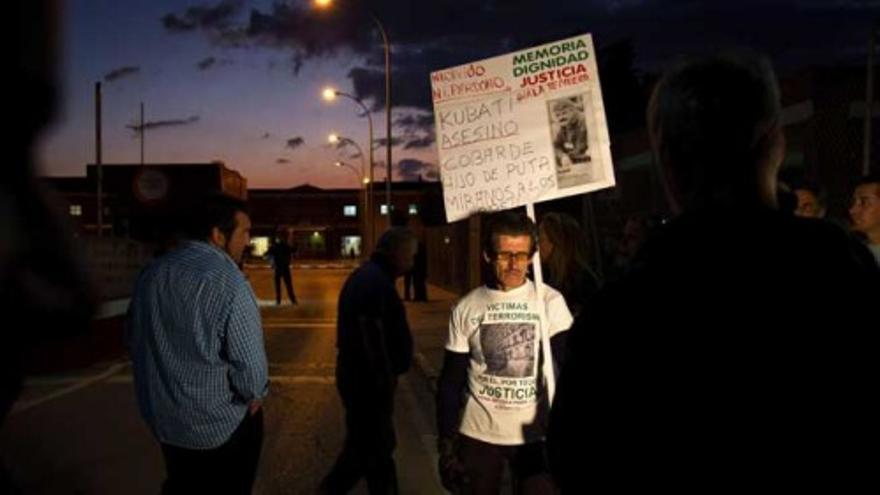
{"left": 335, "top": 159, "right": 365, "bottom": 180}
{"left": 334, "top": 160, "right": 370, "bottom": 258}
{"left": 329, "top": 133, "right": 372, "bottom": 255}
{"left": 323, "top": 88, "right": 377, "bottom": 250}
{"left": 314, "top": 0, "right": 392, "bottom": 221}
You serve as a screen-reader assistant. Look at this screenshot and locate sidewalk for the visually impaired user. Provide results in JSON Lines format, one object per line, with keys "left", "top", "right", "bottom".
{"left": 22, "top": 299, "right": 130, "bottom": 375}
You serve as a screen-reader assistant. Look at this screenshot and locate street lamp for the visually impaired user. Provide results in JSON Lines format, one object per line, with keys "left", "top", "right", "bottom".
{"left": 322, "top": 86, "right": 377, "bottom": 248}
{"left": 329, "top": 133, "right": 372, "bottom": 253}
{"left": 322, "top": 89, "right": 374, "bottom": 176}
{"left": 334, "top": 160, "right": 362, "bottom": 180}
{"left": 327, "top": 133, "right": 367, "bottom": 173}
{"left": 322, "top": 88, "right": 374, "bottom": 165}
{"left": 333, "top": 158, "right": 368, "bottom": 259}
{"left": 314, "top": 0, "right": 392, "bottom": 222}
{"left": 322, "top": 87, "right": 338, "bottom": 102}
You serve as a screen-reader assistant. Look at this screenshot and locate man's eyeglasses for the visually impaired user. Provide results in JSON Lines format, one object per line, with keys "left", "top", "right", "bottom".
{"left": 493, "top": 251, "right": 531, "bottom": 263}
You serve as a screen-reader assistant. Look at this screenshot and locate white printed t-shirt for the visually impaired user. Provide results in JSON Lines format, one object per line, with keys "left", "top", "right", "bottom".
{"left": 446, "top": 280, "right": 573, "bottom": 446}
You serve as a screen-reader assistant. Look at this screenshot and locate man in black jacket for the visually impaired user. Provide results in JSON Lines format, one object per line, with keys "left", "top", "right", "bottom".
{"left": 549, "top": 52, "right": 880, "bottom": 492}
{"left": 267, "top": 233, "right": 297, "bottom": 305}
{"left": 319, "top": 228, "right": 417, "bottom": 495}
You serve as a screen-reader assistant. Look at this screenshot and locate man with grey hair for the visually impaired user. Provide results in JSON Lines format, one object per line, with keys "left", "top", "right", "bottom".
{"left": 319, "top": 227, "right": 417, "bottom": 494}
{"left": 550, "top": 52, "right": 879, "bottom": 492}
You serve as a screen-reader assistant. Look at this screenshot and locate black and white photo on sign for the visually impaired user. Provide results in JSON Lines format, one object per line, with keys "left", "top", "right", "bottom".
{"left": 480, "top": 323, "right": 536, "bottom": 378}
{"left": 547, "top": 93, "right": 600, "bottom": 189}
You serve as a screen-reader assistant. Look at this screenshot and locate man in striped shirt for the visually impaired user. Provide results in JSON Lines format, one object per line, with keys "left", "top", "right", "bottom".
{"left": 127, "top": 196, "right": 268, "bottom": 494}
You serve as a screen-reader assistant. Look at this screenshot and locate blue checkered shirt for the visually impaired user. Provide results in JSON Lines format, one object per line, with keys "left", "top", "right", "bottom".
{"left": 127, "top": 241, "right": 268, "bottom": 449}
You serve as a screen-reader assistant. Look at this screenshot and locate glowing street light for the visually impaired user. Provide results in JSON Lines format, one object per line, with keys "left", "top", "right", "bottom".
{"left": 322, "top": 87, "right": 338, "bottom": 102}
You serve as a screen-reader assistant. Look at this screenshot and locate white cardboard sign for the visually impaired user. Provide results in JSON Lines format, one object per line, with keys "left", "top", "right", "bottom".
{"left": 431, "top": 33, "right": 616, "bottom": 222}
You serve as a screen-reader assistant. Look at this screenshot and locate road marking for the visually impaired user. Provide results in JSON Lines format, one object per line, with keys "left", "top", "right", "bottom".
{"left": 269, "top": 376, "right": 335, "bottom": 385}
{"left": 263, "top": 322, "right": 336, "bottom": 325}
{"left": 269, "top": 363, "right": 335, "bottom": 369}
{"left": 256, "top": 299, "right": 312, "bottom": 307}
{"left": 13, "top": 361, "right": 130, "bottom": 415}
{"left": 95, "top": 298, "right": 131, "bottom": 319}
{"left": 263, "top": 323, "right": 336, "bottom": 329}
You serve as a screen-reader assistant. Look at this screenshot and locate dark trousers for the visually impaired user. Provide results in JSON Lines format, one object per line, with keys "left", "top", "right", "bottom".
{"left": 457, "top": 435, "right": 555, "bottom": 495}
{"left": 403, "top": 272, "right": 413, "bottom": 301}
{"left": 413, "top": 274, "right": 428, "bottom": 301}
{"left": 403, "top": 272, "right": 427, "bottom": 302}
{"left": 160, "top": 410, "right": 264, "bottom": 495}
{"left": 274, "top": 268, "right": 296, "bottom": 304}
{"left": 320, "top": 372, "right": 398, "bottom": 494}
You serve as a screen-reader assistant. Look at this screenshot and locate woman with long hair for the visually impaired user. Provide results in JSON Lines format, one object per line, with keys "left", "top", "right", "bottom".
{"left": 538, "top": 212, "right": 601, "bottom": 318}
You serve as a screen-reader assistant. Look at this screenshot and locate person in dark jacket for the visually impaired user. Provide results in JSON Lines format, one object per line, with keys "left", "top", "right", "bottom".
{"left": 319, "top": 227, "right": 418, "bottom": 495}
{"left": 548, "top": 51, "right": 880, "bottom": 493}
{"left": 267, "top": 233, "right": 297, "bottom": 305}
{"left": 538, "top": 212, "right": 601, "bottom": 318}
{"left": 404, "top": 240, "right": 429, "bottom": 302}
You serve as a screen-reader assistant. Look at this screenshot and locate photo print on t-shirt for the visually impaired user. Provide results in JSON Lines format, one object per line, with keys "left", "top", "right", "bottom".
{"left": 480, "top": 322, "right": 536, "bottom": 378}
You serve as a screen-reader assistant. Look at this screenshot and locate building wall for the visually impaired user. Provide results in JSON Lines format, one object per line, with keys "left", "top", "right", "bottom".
{"left": 46, "top": 162, "right": 248, "bottom": 244}
{"left": 248, "top": 185, "right": 438, "bottom": 260}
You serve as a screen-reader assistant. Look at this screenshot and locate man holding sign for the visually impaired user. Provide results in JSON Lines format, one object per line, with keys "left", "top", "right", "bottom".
{"left": 430, "top": 33, "right": 609, "bottom": 493}
{"left": 436, "top": 212, "right": 572, "bottom": 494}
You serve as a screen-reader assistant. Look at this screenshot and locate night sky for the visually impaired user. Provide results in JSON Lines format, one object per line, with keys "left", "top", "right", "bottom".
{"left": 37, "top": 0, "right": 878, "bottom": 189}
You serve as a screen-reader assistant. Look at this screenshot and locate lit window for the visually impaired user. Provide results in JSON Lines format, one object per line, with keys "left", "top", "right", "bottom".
{"left": 408, "top": 204, "right": 418, "bottom": 215}
{"left": 343, "top": 205, "right": 357, "bottom": 217}
{"left": 380, "top": 204, "right": 389, "bottom": 215}
{"left": 249, "top": 237, "right": 270, "bottom": 257}
{"left": 70, "top": 205, "right": 82, "bottom": 217}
